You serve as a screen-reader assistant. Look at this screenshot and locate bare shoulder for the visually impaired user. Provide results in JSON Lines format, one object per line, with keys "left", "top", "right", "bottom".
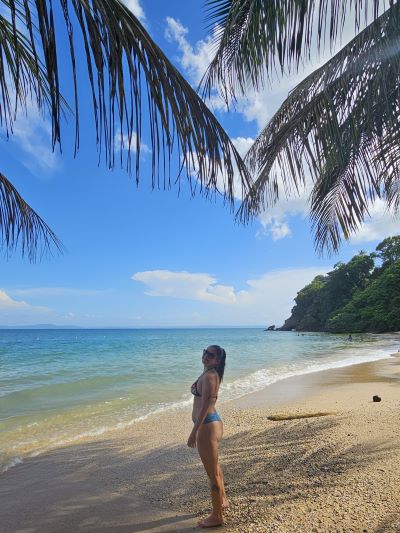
{"left": 199, "top": 369, "right": 218, "bottom": 385}
{"left": 205, "top": 369, "right": 219, "bottom": 384}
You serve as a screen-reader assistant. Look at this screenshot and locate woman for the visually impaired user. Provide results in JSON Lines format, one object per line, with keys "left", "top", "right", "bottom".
{"left": 187, "top": 345, "right": 228, "bottom": 528}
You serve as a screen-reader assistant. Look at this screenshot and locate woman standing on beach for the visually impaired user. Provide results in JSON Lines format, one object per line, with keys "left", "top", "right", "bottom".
{"left": 187, "top": 345, "right": 228, "bottom": 528}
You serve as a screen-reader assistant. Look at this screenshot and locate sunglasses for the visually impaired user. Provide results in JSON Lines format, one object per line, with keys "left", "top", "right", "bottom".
{"left": 203, "top": 349, "right": 218, "bottom": 359}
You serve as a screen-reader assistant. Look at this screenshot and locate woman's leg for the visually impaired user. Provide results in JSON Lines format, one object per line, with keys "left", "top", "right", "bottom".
{"left": 218, "top": 464, "right": 229, "bottom": 508}
{"left": 196, "top": 421, "right": 224, "bottom": 527}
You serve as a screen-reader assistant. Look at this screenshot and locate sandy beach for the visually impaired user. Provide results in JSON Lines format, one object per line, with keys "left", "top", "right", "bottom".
{"left": 1, "top": 352, "right": 400, "bottom": 533}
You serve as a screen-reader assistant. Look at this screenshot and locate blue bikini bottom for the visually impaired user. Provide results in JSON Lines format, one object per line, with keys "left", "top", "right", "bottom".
{"left": 202, "top": 412, "right": 222, "bottom": 424}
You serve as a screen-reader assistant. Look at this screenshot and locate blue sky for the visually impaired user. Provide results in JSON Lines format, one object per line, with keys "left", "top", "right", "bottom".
{"left": 0, "top": 0, "right": 398, "bottom": 327}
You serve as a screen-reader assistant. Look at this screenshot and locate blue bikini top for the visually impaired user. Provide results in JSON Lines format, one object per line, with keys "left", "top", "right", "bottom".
{"left": 191, "top": 367, "right": 219, "bottom": 398}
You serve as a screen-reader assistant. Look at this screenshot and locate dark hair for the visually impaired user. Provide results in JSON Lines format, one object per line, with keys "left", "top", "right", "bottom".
{"left": 210, "top": 345, "right": 226, "bottom": 383}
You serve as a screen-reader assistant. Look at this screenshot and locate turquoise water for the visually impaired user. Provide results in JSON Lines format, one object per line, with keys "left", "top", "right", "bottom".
{"left": 0, "top": 328, "right": 398, "bottom": 472}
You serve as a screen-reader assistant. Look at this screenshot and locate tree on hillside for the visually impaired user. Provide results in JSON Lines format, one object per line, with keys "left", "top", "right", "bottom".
{"left": 1, "top": 0, "right": 251, "bottom": 260}
{"left": 280, "top": 275, "right": 326, "bottom": 331}
{"left": 374, "top": 236, "right": 400, "bottom": 268}
{"left": 325, "top": 253, "right": 375, "bottom": 309}
{"left": 281, "top": 252, "right": 375, "bottom": 331}
{"left": 328, "top": 261, "right": 400, "bottom": 333}
{"left": 203, "top": 0, "right": 400, "bottom": 254}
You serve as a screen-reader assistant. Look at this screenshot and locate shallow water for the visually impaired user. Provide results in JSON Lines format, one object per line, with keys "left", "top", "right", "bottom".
{"left": 0, "top": 328, "right": 398, "bottom": 472}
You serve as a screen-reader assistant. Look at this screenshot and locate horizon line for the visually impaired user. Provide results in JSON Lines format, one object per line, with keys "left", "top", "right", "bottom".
{"left": 0, "top": 324, "right": 273, "bottom": 330}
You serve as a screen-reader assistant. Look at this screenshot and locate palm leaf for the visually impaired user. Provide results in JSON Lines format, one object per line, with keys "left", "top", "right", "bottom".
{"left": 202, "top": 0, "right": 384, "bottom": 101}
{"left": 2, "top": 0, "right": 252, "bottom": 200}
{"left": 0, "top": 172, "right": 63, "bottom": 261}
{"left": 0, "top": 0, "right": 253, "bottom": 260}
{"left": 0, "top": 11, "right": 59, "bottom": 135}
{"left": 238, "top": 2, "right": 400, "bottom": 254}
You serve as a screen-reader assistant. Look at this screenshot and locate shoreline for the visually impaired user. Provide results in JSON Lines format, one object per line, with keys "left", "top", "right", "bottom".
{"left": 2, "top": 333, "right": 398, "bottom": 476}
{"left": 1, "top": 353, "right": 400, "bottom": 531}
{"left": 227, "top": 350, "right": 400, "bottom": 410}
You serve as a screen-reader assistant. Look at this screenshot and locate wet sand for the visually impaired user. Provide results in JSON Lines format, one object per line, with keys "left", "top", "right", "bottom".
{"left": 1, "top": 354, "right": 400, "bottom": 532}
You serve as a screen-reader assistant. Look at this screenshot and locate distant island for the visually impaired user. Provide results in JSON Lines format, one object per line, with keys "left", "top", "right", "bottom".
{"left": 0, "top": 324, "right": 83, "bottom": 330}
{"left": 278, "top": 236, "right": 400, "bottom": 333}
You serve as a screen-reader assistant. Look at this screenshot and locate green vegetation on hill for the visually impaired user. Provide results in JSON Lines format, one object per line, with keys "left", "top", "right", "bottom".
{"left": 280, "top": 236, "right": 400, "bottom": 333}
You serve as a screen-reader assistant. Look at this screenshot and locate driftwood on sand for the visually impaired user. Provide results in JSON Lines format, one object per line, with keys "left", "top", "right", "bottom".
{"left": 267, "top": 412, "right": 334, "bottom": 421}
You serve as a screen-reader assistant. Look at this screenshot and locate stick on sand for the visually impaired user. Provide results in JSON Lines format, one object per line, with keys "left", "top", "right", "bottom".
{"left": 267, "top": 412, "right": 334, "bottom": 421}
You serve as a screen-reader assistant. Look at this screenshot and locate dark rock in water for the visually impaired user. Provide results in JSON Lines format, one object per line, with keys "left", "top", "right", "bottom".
{"left": 265, "top": 325, "right": 275, "bottom": 331}
{"left": 373, "top": 395, "right": 382, "bottom": 402}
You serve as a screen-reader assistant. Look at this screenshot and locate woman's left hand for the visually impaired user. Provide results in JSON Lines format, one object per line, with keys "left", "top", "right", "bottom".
{"left": 187, "top": 429, "right": 197, "bottom": 448}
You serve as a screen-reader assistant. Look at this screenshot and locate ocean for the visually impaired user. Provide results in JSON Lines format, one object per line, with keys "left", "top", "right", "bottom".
{"left": 0, "top": 328, "right": 398, "bottom": 473}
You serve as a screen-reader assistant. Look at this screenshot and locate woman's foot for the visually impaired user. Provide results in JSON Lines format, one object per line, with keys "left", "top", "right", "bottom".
{"left": 222, "top": 497, "right": 230, "bottom": 509}
{"left": 208, "top": 498, "right": 229, "bottom": 512}
{"left": 197, "top": 513, "right": 223, "bottom": 528}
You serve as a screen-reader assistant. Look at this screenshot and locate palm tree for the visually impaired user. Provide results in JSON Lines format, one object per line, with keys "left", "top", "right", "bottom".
{"left": 202, "top": 0, "right": 400, "bottom": 254}
{"left": 1, "top": 0, "right": 252, "bottom": 260}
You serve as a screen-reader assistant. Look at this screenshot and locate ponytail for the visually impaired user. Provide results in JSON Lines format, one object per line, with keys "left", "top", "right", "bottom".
{"left": 210, "top": 345, "right": 226, "bottom": 383}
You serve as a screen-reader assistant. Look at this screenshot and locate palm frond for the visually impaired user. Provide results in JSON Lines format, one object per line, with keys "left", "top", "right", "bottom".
{"left": 0, "top": 11, "right": 57, "bottom": 135}
{"left": 238, "top": 2, "right": 400, "bottom": 254}
{"left": 201, "top": 0, "right": 385, "bottom": 101}
{"left": 0, "top": 172, "right": 63, "bottom": 261}
{"left": 1, "top": 0, "right": 252, "bottom": 203}
{"left": 0, "top": 0, "right": 254, "bottom": 260}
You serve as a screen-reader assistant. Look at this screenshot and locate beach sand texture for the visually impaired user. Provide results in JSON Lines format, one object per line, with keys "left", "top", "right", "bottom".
{"left": 1, "top": 355, "right": 400, "bottom": 532}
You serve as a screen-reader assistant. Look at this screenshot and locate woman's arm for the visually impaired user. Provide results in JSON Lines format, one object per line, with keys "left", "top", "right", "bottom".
{"left": 187, "top": 373, "right": 218, "bottom": 448}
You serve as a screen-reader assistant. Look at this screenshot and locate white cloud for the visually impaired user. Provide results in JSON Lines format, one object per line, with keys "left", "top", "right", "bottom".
{"left": 182, "top": 135, "right": 255, "bottom": 202}
{"left": 236, "top": 267, "right": 329, "bottom": 316}
{"left": 236, "top": 87, "right": 275, "bottom": 130}
{"left": 164, "top": 5, "right": 383, "bottom": 135}
{"left": 164, "top": 16, "right": 276, "bottom": 126}
{"left": 2, "top": 75, "right": 57, "bottom": 173}
{"left": 132, "top": 266, "right": 330, "bottom": 326}
{"left": 0, "top": 290, "right": 32, "bottom": 310}
{"left": 256, "top": 185, "right": 400, "bottom": 245}
{"left": 114, "top": 130, "right": 150, "bottom": 154}
{"left": 0, "top": 289, "right": 51, "bottom": 322}
{"left": 10, "top": 104, "right": 58, "bottom": 172}
{"left": 224, "top": 135, "right": 255, "bottom": 200}
{"left": 232, "top": 137, "right": 254, "bottom": 158}
{"left": 122, "top": 0, "right": 145, "bottom": 21}
{"left": 132, "top": 270, "right": 238, "bottom": 304}
{"left": 235, "top": 5, "right": 385, "bottom": 132}
{"left": 0, "top": 288, "right": 117, "bottom": 326}
{"left": 165, "top": 17, "right": 215, "bottom": 86}
{"left": 10, "top": 287, "right": 108, "bottom": 297}
{"left": 164, "top": 18, "right": 257, "bottom": 200}
{"left": 257, "top": 197, "right": 309, "bottom": 241}
{"left": 256, "top": 168, "right": 312, "bottom": 240}
{"left": 164, "top": 17, "right": 228, "bottom": 113}
{"left": 163, "top": 17, "right": 307, "bottom": 130}
{"left": 164, "top": 15, "right": 331, "bottom": 141}
{"left": 270, "top": 219, "right": 292, "bottom": 240}
{"left": 350, "top": 199, "right": 400, "bottom": 244}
